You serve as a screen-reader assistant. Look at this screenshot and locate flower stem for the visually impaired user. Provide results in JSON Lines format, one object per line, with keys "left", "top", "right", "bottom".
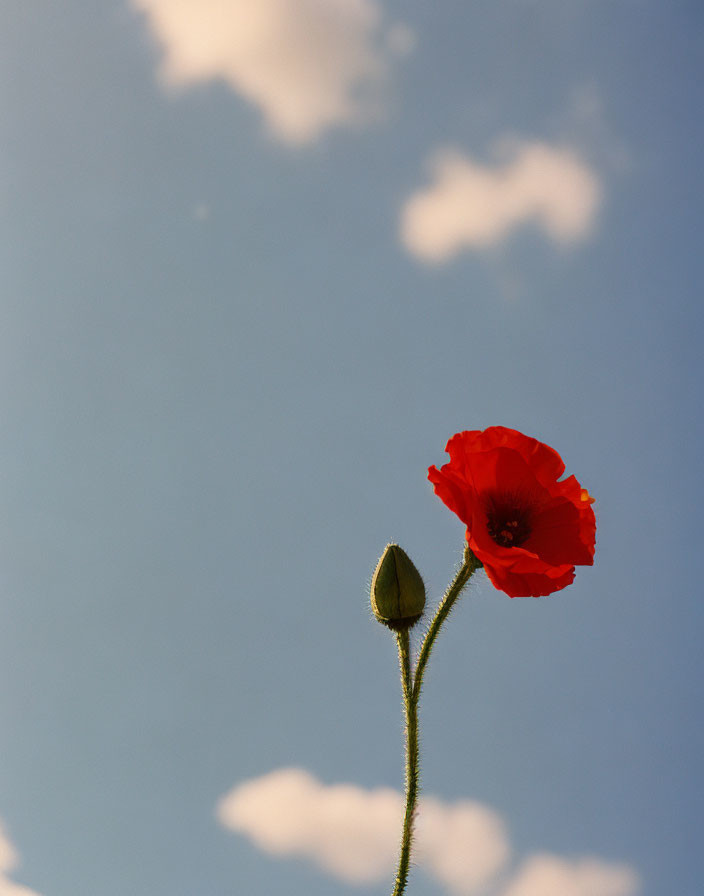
{"left": 391, "top": 547, "right": 481, "bottom": 896}
{"left": 392, "top": 628, "right": 417, "bottom": 896}
{"left": 412, "top": 547, "right": 481, "bottom": 707}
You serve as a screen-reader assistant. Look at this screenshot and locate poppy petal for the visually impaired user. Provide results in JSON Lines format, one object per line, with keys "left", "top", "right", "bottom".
{"left": 483, "top": 560, "right": 576, "bottom": 598}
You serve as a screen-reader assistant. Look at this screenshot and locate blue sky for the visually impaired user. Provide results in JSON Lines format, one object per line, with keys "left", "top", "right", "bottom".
{"left": 1, "top": 2, "right": 702, "bottom": 895}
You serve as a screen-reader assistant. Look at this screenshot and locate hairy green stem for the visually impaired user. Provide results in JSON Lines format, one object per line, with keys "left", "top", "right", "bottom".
{"left": 392, "top": 629, "right": 417, "bottom": 896}
{"left": 391, "top": 547, "right": 481, "bottom": 896}
{"left": 412, "top": 548, "right": 481, "bottom": 707}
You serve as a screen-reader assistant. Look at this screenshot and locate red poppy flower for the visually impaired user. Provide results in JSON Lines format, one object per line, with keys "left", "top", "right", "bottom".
{"left": 428, "top": 427, "right": 596, "bottom": 597}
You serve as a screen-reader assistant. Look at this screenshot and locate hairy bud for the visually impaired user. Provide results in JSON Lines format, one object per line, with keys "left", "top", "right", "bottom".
{"left": 371, "top": 544, "right": 426, "bottom": 631}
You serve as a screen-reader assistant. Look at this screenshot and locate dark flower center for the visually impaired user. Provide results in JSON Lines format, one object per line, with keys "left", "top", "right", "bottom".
{"left": 485, "top": 497, "right": 532, "bottom": 548}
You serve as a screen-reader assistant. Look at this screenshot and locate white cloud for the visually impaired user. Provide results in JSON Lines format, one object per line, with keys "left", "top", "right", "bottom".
{"left": 400, "top": 141, "right": 602, "bottom": 261}
{"left": 218, "top": 768, "right": 403, "bottom": 884}
{"left": 414, "top": 795, "right": 509, "bottom": 894}
{"left": 502, "top": 855, "right": 639, "bottom": 896}
{"left": 131, "top": 0, "right": 413, "bottom": 145}
{"left": 217, "top": 768, "right": 507, "bottom": 890}
{"left": 217, "top": 768, "right": 638, "bottom": 896}
{"left": 0, "top": 822, "right": 42, "bottom": 896}
{"left": 0, "top": 826, "right": 18, "bottom": 876}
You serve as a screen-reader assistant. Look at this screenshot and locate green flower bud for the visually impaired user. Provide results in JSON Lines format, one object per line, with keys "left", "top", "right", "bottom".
{"left": 371, "top": 544, "right": 426, "bottom": 631}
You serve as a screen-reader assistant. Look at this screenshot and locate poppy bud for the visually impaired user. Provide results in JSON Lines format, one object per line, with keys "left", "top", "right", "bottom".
{"left": 371, "top": 544, "right": 426, "bottom": 630}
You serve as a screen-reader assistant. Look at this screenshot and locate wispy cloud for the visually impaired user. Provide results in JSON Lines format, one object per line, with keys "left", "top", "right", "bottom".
{"left": 0, "top": 821, "right": 42, "bottom": 896}
{"left": 131, "top": 0, "right": 412, "bottom": 145}
{"left": 400, "top": 141, "right": 602, "bottom": 262}
{"left": 217, "top": 768, "right": 638, "bottom": 896}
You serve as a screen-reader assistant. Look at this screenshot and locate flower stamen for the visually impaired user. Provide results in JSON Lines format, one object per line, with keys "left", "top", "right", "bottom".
{"left": 485, "top": 499, "right": 532, "bottom": 548}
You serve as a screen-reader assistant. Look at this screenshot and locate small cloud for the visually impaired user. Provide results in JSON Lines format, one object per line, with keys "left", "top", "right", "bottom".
{"left": 217, "top": 768, "right": 638, "bottom": 896}
{"left": 0, "top": 821, "right": 42, "bottom": 896}
{"left": 502, "top": 854, "right": 639, "bottom": 896}
{"left": 400, "top": 141, "right": 602, "bottom": 262}
{"left": 131, "top": 0, "right": 412, "bottom": 145}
